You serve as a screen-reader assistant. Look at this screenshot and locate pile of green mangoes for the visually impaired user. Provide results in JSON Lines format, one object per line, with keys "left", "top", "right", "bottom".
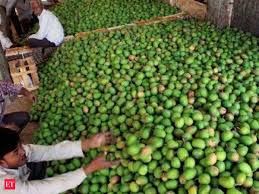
{"left": 52, "top": 0, "right": 178, "bottom": 34}
{"left": 32, "top": 19, "right": 259, "bottom": 193}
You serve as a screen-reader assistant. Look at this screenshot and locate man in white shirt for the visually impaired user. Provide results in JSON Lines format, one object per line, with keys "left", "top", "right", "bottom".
{"left": 28, "top": 0, "right": 64, "bottom": 48}
{"left": 0, "top": 128, "right": 119, "bottom": 194}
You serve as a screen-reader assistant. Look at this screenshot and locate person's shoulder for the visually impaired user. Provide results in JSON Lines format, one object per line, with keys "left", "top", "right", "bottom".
{"left": 44, "top": 9, "right": 57, "bottom": 18}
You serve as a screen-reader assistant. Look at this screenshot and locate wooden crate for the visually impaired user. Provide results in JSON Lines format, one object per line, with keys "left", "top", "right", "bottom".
{"left": 9, "top": 57, "right": 39, "bottom": 91}
{"left": 5, "top": 46, "right": 34, "bottom": 61}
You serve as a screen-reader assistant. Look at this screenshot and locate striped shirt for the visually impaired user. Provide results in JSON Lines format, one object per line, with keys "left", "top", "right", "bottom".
{"left": 0, "top": 81, "right": 22, "bottom": 124}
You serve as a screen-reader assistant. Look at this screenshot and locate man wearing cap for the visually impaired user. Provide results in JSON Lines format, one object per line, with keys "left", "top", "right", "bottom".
{"left": 0, "top": 128, "right": 119, "bottom": 194}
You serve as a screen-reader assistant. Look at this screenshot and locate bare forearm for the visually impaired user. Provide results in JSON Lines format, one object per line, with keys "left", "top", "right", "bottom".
{"left": 83, "top": 164, "right": 94, "bottom": 175}
{"left": 81, "top": 139, "right": 91, "bottom": 152}
{"left": 83, "top": 156, "right": 120, "bottom": 175}
{"left": 81, "top": 132, "right": 115, "bottom": 151}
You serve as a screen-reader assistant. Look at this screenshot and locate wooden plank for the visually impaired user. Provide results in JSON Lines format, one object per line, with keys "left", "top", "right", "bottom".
{"left": 31, "top": 72, "right": 40, "bottom": 85}
{"left": 8, "top": 60, "right": 19, "bottom": 74}
{"left": 231, "top": 0, "right": 259, "bottom": 36}
{"left": 135, "top": 12, "right": 188, "bottom": 25}
{"left": 8, "top": 57, "right": 39, "bottom": 91}
{"left": 207, "top": 0, "right": 233, "bottom": 28}
{"left": 5, "top": 46, "right": 34, "bottom": 56}
{"left": 21, "top": 74, "right": 31, "bottom": 88}
{"left": 108, "top": 25, "right": 129, "bottom": 30}
{"left": 11, "top": 70, "right": 37, "bottom": 76}
{"left": 75, "top": 12, "right": 188, "bottom": 39}
{"left": 11, "top": 76, "right": 20, "bottom": 85}
{"left": 25, "top": 57, "right": 35, "bottom": 67}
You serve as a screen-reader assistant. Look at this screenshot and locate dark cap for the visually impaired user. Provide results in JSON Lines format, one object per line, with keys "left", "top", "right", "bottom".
{"left": 0, "top": 128, "right": 20, "bottom": 158}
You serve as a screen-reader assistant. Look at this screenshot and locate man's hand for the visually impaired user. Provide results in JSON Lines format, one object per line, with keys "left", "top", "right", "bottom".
{"left": 20, "top": 87, "right": 36, "bottom": 102}
{"left": 81, "top": 132, "right": 116, "bottom": 151}
{"left": 83, "top": 155, "right": 120, "bottom": 175}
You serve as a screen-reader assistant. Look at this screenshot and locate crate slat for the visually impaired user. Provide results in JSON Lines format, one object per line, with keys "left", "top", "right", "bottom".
{"left": 8, "top": 57, "right": 39, "bottom": 91}
{"left": 75, "top": 12, "right": 188, "bottom": 39}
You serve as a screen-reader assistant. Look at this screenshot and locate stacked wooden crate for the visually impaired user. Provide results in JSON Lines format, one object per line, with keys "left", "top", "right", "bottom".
{"left": 6, "top": 47, "right": 39, "bottom": 91}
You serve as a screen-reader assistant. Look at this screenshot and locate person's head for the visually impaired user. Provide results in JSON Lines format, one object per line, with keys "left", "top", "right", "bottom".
{"left": 0, "top": 128, "right": 27, "bottom": 169}
{"left": 30, "top": 0, "right": 43, "bottom": 16}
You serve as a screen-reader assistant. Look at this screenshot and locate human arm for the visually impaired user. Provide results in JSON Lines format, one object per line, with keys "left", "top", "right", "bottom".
{"left": 18, "top": 134, "right": 119, "bottom": 193}
{"left": 83, "top": 155, "right": 120, "bottom": 175}
{"left": 25, "top": 133, "right": 115, "bottom": 162}
{"left": 24, "top": 141, "right": 84, "bottom": 162}
{"left": 81, "top": 132, "right": 115, "bottom": 151}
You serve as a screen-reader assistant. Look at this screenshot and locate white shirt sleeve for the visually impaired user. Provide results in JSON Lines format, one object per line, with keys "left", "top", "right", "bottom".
{"left": 0, "top": 168, "right": 86, "bottom": 194}
{"left": 29, "top": 11, "right": 49, "bottom": 40}
{"left": 0, "top": 31, "right": 13, "bottom": 50}
{"left": 24, "top": 141, "right": 84, "bottom": 162}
